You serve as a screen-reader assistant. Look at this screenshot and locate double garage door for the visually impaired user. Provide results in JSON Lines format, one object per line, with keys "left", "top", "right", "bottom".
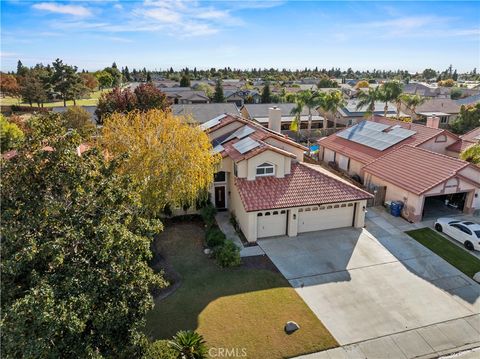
{"left": 257, "top": 202, "right": 356, "bottom": 239}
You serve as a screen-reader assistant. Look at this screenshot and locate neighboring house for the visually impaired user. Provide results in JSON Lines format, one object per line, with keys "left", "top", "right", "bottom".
{"left": 52, "top": 106, "right": 98, "bottom": 124}
{"left": 171, "top": 103, "right": 240, "bottom": 124}
{"left": 241, "top": 103, "right": 324, "bottom": 130}
{"left": 336, "top": 100, "right": 400, "bottom": 126}
{"left": 404, "top": 98, "right": 460, "bottom": 126}
{"left": 161, "top": 87, "right": 210, "bottom": 104}
{"left": 455, "top": 94, "right": 480, "bottom": 107}
{"left": 403, "top": 83, "right": 451, "bottom": 99}
{"left": 202, "top": 112, "right": 372, "bottom": 242}
{"left": 446, "top": 127, "right": 480, "bottom": 158}
{"left": 363, "top": 145, "right": 480, "bottom": 221}
{"left": 224, "top": 90, "right": 261, "bottom": 107}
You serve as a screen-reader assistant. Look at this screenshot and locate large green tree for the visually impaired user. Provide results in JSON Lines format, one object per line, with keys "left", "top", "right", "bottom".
{"left": 381, "top": 81, "right": 403, "bottom": 119}
{"left": 1, "top": 114, "right": 166, "bottom": 358}
{"left": 51, "top": 59, "right": 84, "bottom": 107}
{"left": 450, "top": 103, "right": 480, "bottom": 134}
{"left": 213, "top": 78, "right": 224, "bottom": 103}
{"left": 356, "top": 87, "right": 383, "bottom": 119}
{"left": 261, "top": 82, "right": 272, "bottom": 103}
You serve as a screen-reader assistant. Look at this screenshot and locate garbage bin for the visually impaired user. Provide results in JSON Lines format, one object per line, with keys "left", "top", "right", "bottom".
{"left": 390, "top": 201, "right": 404, "bottom": 217}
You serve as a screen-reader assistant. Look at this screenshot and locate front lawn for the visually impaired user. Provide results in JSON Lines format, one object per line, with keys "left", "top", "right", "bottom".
{"left": 0, "top": 89, "right": 107, "bottom": 108}
{"left": 145, "top": 221, "right": 338, "bottom": 359}
{"left": 405, "top": 228, "right": 480, "bottom": 278}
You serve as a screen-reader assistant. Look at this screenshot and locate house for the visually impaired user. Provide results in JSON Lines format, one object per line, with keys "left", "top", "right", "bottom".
{"left": 335, "top": 100, "right": 401, "bottom": 126}
{"left": 404, "top": 98, "right": 460, "bottom": 126}
{"left": 455, "top": 94, "right": 480, "bottom": 107}
{"left": 171, "top": 103, "right": 240, "bottom": 124}
{"left": 318, "top": 116, "right": 459, "bottom": 181}
{"left": 224, "top": 90, "right": 261, "bottom": 107}
{"left": 403, "top": 83, "right": 451, "bottom": 99}
{"left": 161, "top": 87, "right": 210, "bottom": 104}
{"left": 202, "top": 110, "right": 372, "bottom": 242}
{"left": 241, "top": 103, "right": 324, "bottom": 130}
{"left": 363, "top": 145, "right": 480, "bottom": 221}
{"left": 446, "top": 127, "right": 480, "bottom": 158}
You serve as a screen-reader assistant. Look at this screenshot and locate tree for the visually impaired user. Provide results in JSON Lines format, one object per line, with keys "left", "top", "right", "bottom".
{"left": 319, "top": 90, "right": 346, "bottom": 130}
{"left": 422, "top": 68, "right": 437, "bottom": 80}
{"left": 290, "top": 90, "right": 322, "bottom": 134}
{"left": 81, "top": 73, "right": 99, "bottom": 91}
{"left": 261, "top": 82, "right": 271, "bottom": 103}
{"left": 213, "top": 78, "right": 224, "bottom": 103}
{"left": 101, "top": 109, "right": 220, "bottom": 215}
{"left": 356, "top": 87, "right": 383, "bottom": 118}
{"left": 1, "top": 114, "right": 165, "bottom": 358}
{"left": 438, "top": 79, "right": 455, "bottom": 87}
{"left": 134, "top": 83, "right": 169, "bottom": 111}
{"left": 104, "top": 66, "right": 123, "bottom": 87}
{"left": 123, "top": 66, "right": 132, "bottom": 82}
{"left": 0, "top": 74, "right": 20, "bottom": 98}
{"left": 400, "top": 94, "right": 426, "bottom": 120}
{"left": 169, "top": 331, "right": 207, "bottom": 359}
{"left": 194, "top": 83, "right": 213, "bottom": 98}
{"left": 355, "top": 80, "right": 369, "bottom": 89}
{"left": 450, "top": 103, "right": 480, "bottom": 134}
{"left": 450, "top": 88, "right": 463, "bottom": 100}
{"left": 95, "top": 70, "right": 114, "bottom": 89}
{"left": 381, "top": 81, "right": 403, "bottom": 118}
{"left": 20, "top": 70, "right": 48, "bottom": 107}
{"left": 61, "top": 106, "right": 96, "bottom": 138}
{"left": 95, "top": 87, "right": 138, "bottom": 123}
{"left": 146, "top": 71, "right": 152, "bottom": 82}
{"left": 0, "top": 114, "right": 24, "bottom": 152}
{"left": 459, "top": 143, "right": 480, "bottom": 165}
{"left": 317, "top": 76, "right": 338, "bottom": 88}
{"left": 51, "top": 59, "right": 83, "bottom": 107}
{"left": 16, "top": 60, "right": 28, "bottom": 77}
{"left": 180, "top": 74, "right": 191, "bottom": 87}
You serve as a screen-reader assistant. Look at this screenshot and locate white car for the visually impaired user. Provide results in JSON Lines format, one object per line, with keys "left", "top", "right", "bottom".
{"left": 434, "top": 218, "right": 480, "bottom": 251}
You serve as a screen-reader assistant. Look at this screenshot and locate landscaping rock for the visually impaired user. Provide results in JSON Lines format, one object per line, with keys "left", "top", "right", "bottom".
{"left": 284, "top": 321, "right": 300, "bottom": 334}
{"left": 203, "top": 248, "right": 212, "bottom": 255}
{"left": 474, "top": 272, "right": 480, "bottom": 283}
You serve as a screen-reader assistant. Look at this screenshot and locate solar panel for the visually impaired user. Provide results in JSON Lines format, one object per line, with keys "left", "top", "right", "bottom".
{"left": 212, "top": 144, "right": 224, "bottom": 154}
{"left": 337, "top": 121, "right": 416, "bottom": 151}
{"left": 200, "top": 114, "right": 226, "bottom": 130}
{"left": 233, "top": 137, "right": 261, "bottom": 154}
{"left": 221, "top": 125, "right": 255, "bottom": 144}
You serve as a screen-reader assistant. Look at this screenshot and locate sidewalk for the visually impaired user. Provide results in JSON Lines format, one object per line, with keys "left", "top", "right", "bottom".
{"left": 215, "top": 212, "right": 264, "bottom": 257}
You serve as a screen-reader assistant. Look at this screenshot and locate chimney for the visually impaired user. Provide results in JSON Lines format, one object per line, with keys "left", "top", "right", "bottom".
{"left": 268, "top": 106, "right": 281, "bottom": 132}
{"left": 426, "top": 115, "right": 440, "bottom": 129}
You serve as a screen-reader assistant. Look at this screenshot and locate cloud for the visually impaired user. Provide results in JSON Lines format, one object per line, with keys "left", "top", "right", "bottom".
{"left": 32, "top": 2, "right": 91, "bottom": 17}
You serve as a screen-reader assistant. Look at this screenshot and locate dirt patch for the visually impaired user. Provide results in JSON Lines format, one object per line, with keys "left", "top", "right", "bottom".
{"left": 241, "top": 255, "right": 280, "bottom": 273}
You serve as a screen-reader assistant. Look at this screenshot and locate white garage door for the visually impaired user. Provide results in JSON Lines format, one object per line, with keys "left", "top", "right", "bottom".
{"left": 257, "top": 210, "right": 287, "bottom": 238}
{"left": 298, "top": 203, "right": 355, "bottom": 233}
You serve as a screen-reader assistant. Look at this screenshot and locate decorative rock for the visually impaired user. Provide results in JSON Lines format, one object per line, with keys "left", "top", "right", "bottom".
{"left": 473, "top": 272, "right": 480, "bottom": 283}
{"left": 284, "top": 321, "right": 300, "bottom": 334}
{"left": 203, "top": 248, "right": 212, "bottom": 255}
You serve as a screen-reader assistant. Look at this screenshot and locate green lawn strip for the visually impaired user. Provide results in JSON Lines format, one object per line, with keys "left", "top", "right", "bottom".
{"left": 1, "top": 90, "right": 107, "bottom": 108}
{"left": 405, "top": 228, "right": 480, "bottom": 278}
{"left": 145, "top": 222, "right": 338, "bottom": 359}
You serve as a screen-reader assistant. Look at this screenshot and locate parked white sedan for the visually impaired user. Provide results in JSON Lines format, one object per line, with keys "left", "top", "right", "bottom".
{"left": 434, "top": 218, "right": 480, "bottom": 251}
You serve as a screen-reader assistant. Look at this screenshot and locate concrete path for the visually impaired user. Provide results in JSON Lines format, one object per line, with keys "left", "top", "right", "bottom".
{"left": 296, "top": 315, "right": 480, "bottom": 359}
{"left": 215, "top": 212, "right": 264, "bottom": 257}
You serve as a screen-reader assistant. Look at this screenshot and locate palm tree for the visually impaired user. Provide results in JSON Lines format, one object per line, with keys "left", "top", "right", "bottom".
{"left": 381, "top": 81, "right": 403, "bottom": 118}
{"left": 290, "top": 90, "right": 322, "bottom": 134}
{"left": 399, "top": 94, "right": 426, "bottom": 121}
{"left": 169, "top": 330, "right": 208, "bottom": 359}
{"left": 355, "top": 87, "right": 383, "bottom": 119}
{"left": 319, "top": 90, "right": 346, "bottom": 130}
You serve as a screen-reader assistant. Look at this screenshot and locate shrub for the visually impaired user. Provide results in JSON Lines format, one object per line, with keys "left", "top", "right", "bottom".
{"left": 200, "top": 203, "right": 216, "bottom": 227}
{"left": 215, "top": 240, "right": 241, "bottom": 268}
{"left": 163, "top": 204, "right": 172, "bottom": 217}
{"left": 206, "top": 227, "right": 226, "bottom": 248}
{"left": 143, "top": 340, "right": 176, "bottom": 359}
{"left": 169, "top": 330, "right": 207, "bottom": 359}
{"left": 229, "top": 214, "right": 238, "bottom": 230}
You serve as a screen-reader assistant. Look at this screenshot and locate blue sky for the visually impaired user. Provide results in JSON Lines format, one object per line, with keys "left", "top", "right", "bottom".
{"left": 1, "top": 1, "right": 479, "bottom": 72}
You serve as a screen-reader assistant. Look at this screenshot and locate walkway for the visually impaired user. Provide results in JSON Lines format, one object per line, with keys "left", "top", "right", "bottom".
{"left": 215, "top": 211, "right": 264, "bottom": 257}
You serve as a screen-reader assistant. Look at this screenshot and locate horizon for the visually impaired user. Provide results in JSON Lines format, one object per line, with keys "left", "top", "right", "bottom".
{"left": 1, "top": 1, "right": 479, "bottom": 73}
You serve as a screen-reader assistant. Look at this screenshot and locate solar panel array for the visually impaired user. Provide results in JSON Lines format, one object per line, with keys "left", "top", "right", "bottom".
{"left": 212, "top": 144, "right": 224, "bottom": 154}
{"left": 200, "top": 114, "right": 227, "bottom": 130}
{"left": 221, "top": 125, "right": 255, "bottom": 144}
{"left": 337, "top": 121, "right": 416, "bottom": 151}
{"left": 233, "top": 137, "right": 261, "bottom": 154}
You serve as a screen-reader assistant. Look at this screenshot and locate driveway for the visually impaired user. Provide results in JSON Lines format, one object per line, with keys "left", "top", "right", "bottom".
{"left": 258, "top": 226, "right": 480, "bottom": 345}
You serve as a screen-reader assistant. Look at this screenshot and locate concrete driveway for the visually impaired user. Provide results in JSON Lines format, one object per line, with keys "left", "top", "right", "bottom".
{"left": 258, "top": 227, "right": 480, "bottom": 346}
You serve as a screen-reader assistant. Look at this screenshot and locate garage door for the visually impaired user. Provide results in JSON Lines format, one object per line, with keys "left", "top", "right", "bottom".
{"left": 257, "top": 210, "right": 287, "bottom": 238}
{"left": 298, "top": 203, "right": 355, "bottom": 233}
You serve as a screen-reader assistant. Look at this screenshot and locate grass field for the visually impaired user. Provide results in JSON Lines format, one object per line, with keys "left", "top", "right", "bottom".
{"left": 0, "top": 89, "right": 107, "bottom": 108}
{"left": 405, "top": 228, "right": 480, "bottom": 278}
{"left": 145, "top": 222, "right": 338, "bottom": 359}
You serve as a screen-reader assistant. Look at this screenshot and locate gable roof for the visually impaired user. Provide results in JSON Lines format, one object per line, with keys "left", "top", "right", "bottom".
{"left": 235, "top": 162, "right": 372, "bottom": 211}
{"left": 446, "top": 127, "right": 480, "bottom": 153}
{"left": 319, "top": 116, "right": 452, "bottom": 164}
{"left": 362, "top": 145, "right": 478, "bottom": 195}
{"left": 415, "top": 98, "right": 461, "bottom": 114}
{"left": 242, "top": 103, "right": 320, "bottom": 118}
{"left": 171, "top": 103, "right": 240, "bottom": 123}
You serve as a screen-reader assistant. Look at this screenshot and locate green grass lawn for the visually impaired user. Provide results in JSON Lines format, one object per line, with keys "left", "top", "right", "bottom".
{"left": 405, "top": 228, "right": 480, "bottom": 278}
{"left": 0, "top": 89, "right": 107, "bottom": 108}
{"left": 145, "top": 222, "right": 338, "bottom": 359}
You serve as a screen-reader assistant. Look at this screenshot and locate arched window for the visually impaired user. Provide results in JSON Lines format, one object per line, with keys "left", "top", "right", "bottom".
{"left": 256, "top": 162, "right": 275, "bottom": 176}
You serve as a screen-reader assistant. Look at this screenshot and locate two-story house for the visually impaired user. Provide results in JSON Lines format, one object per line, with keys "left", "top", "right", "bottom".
{"left": 202, "top": 109, "right": 372, "bottom": 242}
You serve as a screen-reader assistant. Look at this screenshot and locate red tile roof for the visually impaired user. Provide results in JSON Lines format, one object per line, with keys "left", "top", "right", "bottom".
{"left": 362, "top": 146, "right": 478, "bottom": 195}
{"left": 446, "top": 127, "right": 480, "bottom": 153}
{"left": 318, "top": 116, "right": 455, "bottom": 164}
{"left": 235, "top": 162, "right": 372, "bottom": 211}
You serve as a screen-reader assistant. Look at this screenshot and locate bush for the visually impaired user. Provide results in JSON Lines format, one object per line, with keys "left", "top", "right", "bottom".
{"left": 143, "top": 340, "right": 176, "bottom": 359}
{"left": 215, "top": 240, "right": 241, "bottom": 268}
{"left": 200, "top": 203, "right": 216, "bottom": 227}
{"left": 206, "top": 227, "right": 226, "bottom": 248}
{"left": 229, "top": 214, "right": 238, "bottom": 230}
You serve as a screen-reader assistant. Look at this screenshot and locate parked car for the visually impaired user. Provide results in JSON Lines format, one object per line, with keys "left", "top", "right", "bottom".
{"left": 434, "top": 218, "right": 480, "bottom": 251}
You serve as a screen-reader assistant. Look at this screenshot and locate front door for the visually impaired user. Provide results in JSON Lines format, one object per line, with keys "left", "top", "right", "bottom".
{"left": 214, "top": 186, "right": 226, "bottom": 209}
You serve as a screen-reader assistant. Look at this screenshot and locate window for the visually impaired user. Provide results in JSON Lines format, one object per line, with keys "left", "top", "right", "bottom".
{"left": 475, "top": 230, "right": 480, "bottom": 239}
{"left": 451, "top": 224, "right": 472, "bottom": 235}
{"left": 257, "top": 213, "right": 263, "bottom": 217}
{"left": 214, "top": 171, "right": 226, "bottom": 182}
{"left": 341, "top": 204, "right": 346, "bottom": 207}
{"left": 347, "top": 203, "right": 353, "bottom": 207}
{"left": 435, "top": 134, "right": 447, "bottom": 143}
{"left": 280, "top": 210, "right": 286, "bottom": 214}
{"left": 265, "top": 212, "right": 271, "bottom": 216}
{"left": 256, "top": 162, "right": 275, "bottom": 176}
{"left": 334, "top": 204, "right": 340, "bottom": 208}
{"left": 440, "top": 116, "right": 448, "bottom": 124}
{"left": 273, "top": 211, "right": 279, "bottom": 215}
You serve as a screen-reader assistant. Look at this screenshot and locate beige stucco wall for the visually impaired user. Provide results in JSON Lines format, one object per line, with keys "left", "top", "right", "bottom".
{"left": 418, "top": 133, "right": 457, "bottom": 155}
{"left": 324, "top": 148, "right": 335, "bottom": 163}
{"left": 244, "top": 150, "right": 290, "bottom": 180}
{"left": 263, "top": 137, "right": 305, "bottom": 160}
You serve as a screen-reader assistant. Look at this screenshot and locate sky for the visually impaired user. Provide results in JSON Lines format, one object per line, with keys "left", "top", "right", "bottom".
{"left": 1, "top": 1, "right": 479, "bottom": 73}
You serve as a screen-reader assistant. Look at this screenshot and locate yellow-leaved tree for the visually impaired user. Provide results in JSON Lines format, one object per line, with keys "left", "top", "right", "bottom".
{"left": 102, "top": 109, "right": 221, "bottom": 214}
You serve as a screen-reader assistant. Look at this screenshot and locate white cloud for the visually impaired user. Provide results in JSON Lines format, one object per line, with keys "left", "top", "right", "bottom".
{"left": 32, "top": 2, "right": 91, "bottom": 17}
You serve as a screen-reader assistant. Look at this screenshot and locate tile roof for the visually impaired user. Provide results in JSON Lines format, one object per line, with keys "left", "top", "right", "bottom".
{"left": 319, "top": 116, "right": 450, "bottom": 164}
{"left": 415, "top": 98, "right": 461, "bottom": 114}
{"left": 235, "top": 162, "right": 372, "bottom": 211}
{"left": 171, "top": 103, "right": 240, "bottom": 123}
{"left": 362, "top": 146, "right": 477, "bottom": 195}
{"left": 446, "top": 127, "right": 480, "bottom": 153}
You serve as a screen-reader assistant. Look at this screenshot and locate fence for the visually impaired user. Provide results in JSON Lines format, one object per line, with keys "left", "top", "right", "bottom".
{"left": 365, "top": 185, "right": 386, "bottom": 207}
